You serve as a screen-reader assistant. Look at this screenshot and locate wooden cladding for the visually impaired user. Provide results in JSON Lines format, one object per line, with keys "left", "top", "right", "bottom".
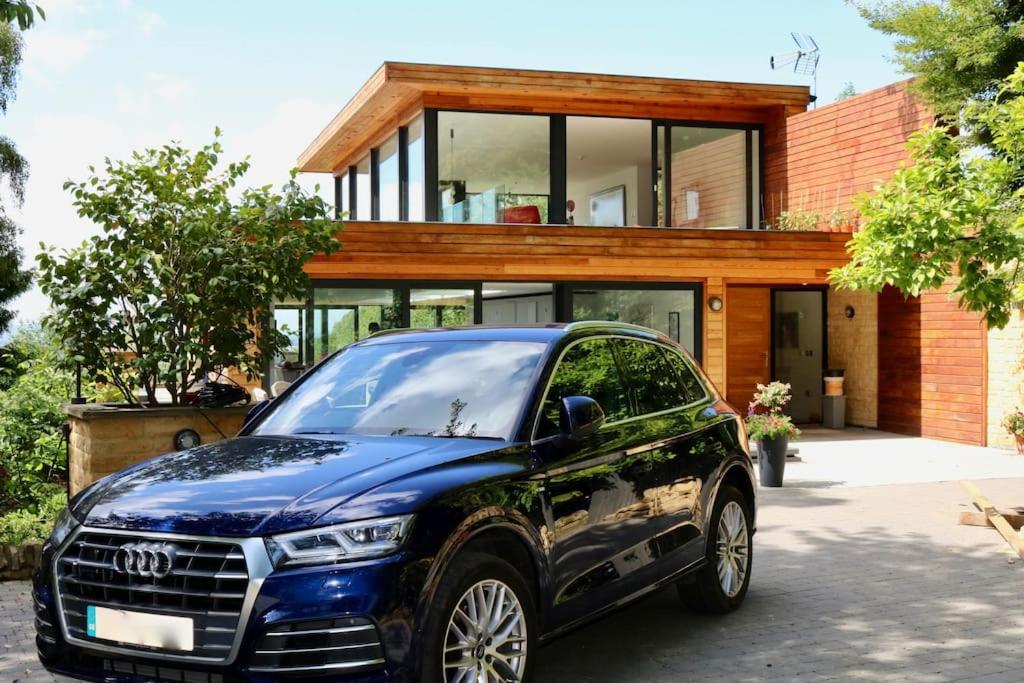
{"left": 763, "top": 80, "right": 934, "bottom": 227}
{"left": 725, "top": 286, "right": 771, "bottom": 412}
{"left": 300, "top": 62, "right": 809, "bottom": 173}
{"left": 878, "top": 284, "right": 986, "bottom": 446}
{"left": 305, "top": 221, "right": 850, "bottom": 284}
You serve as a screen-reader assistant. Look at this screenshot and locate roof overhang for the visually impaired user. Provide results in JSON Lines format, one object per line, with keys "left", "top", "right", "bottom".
{"left": 298, "top": 62, "right": 811, "bottom": 173}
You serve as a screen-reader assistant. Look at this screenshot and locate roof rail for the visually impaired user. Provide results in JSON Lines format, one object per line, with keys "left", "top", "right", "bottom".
{"left": 563, "top": 320, "right": 659, "bottom": 335}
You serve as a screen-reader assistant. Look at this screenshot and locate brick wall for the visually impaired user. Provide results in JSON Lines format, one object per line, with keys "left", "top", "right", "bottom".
{"left": 763, "top": 80, "right": 934, "bottom": 227}
{"left": 987, "top": 308, "right": 1024, "bottom": 448}
{"left": 827, "top": 289, "right": 878, "bottom": 427}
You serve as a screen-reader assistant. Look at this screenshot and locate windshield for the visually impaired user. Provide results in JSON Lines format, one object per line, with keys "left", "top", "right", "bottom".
{"left": 251, "top": 340, "right": 547, "bottom": 440}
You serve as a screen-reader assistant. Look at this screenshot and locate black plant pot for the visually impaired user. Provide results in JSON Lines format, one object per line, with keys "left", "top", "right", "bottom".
{"left": 758, "top": 435, "right": 788, "bottom": 487}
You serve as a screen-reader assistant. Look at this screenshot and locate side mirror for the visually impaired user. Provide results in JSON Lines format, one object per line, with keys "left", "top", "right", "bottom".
{"left": 558, "top": 396, "right": 605, "bottom": 442}
{"left": 242, "top": 399, "right": 270, "bottom": 428}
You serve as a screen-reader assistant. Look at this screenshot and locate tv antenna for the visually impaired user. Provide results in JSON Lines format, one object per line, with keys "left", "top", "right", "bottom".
{"left": 770, "top": 33, "right": 821, "bottom": 106}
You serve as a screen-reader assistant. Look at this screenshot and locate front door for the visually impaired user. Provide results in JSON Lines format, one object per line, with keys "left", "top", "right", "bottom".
{"left": 772, "top": 290, "right": 825, "bottom": 423}
{"left": 725, "top": 286, "right": 771, "bottom": 412}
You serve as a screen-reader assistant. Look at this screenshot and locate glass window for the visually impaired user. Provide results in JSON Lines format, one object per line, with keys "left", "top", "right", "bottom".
{"left": 538, "top": 338, "right": 630, "bottom": 438}
{"left": 614, "top": 339, "right": 689, "bottom": 415}
{"left": 662, "top": 347, "right": 707, "bottom": 405}
{"left": 355, "top": 155, "right": 371, "bottom": 220}
{"left": 406, "top": 116, "right": 425, "bottom": 221}
{"left": 312, "top": 288, "right": 401, "bottom": 361}
{"left": 662, "top": 126, "right": 750, "bottom": 229}
{"left": 410, "top": 288, "right": 474, "bottom": 328}
{"left": 437, "top": 111, "right": 549, "bottom": 224}
{"left": 338, "top": 171, "right": 350, "bottom": 219}
{"left": 566, "top": 117, "right": 653, "bottom": 227}
{"left": 571, "top": 288, "right": 697, "bottom": 356}
{"left": 270, "top": 298, "right": 309, "bottom": 385}
{"left": 251, "top": 340, "right": 546, "bottom": 440}
{"left": 378, "top": 134, "right": 400, "bottom": 221}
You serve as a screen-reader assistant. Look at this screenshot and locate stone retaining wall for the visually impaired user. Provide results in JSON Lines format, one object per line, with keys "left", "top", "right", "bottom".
{"left": 0, "top": 542, "right": 43, "bottom": 580}
{"left": 64, "top": 404, "right": 250, "bottom": 495}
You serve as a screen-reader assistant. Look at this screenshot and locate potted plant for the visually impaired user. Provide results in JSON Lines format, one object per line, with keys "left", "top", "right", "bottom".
{"left": 746, "top": 382, "right": 801, "bottom": 487}
{"left": 1002, "top": 409, "right": 1024, "bottom": 455}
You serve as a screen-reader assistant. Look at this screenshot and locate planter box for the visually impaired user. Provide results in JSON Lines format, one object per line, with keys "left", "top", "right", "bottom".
{"left": 0, "top": 541, "right": 43, "bottom": 580}
{"left": 64, "top": 404, "right": 251, "bottom": 495}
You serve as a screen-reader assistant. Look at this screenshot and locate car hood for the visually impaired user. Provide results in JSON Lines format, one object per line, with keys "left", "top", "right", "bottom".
{"left": 73, "top": 435, "right": 504, "bottom": 536}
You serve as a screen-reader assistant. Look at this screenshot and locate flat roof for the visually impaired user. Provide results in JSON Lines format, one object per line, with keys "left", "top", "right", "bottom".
{"left": 298, "top": 62, "right": 811, "bottom": 173}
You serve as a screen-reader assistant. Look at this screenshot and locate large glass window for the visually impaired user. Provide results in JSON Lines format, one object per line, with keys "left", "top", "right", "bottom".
{"left": 566, "top": 117, "right": 653, "bottom": 227}
{"left": 252, "top": 340, "right": 546, "bottom": 440}
{"left": 410, "top": 288, "right": 474, "bottom": 328}
{"left": 378, "top": 134, "right": 400, "bottom": 221}
{"left": 355, "top": 155, "right": 371, "bottom": 220}
{"left": 406, "top": 116, "right": 425, "bottom": 221}
{"left": 482, "top": 282, "right": 554, "bottom": 324}
{"left": 660, "top": 126, "right": 754, "bottom": 229}
{"left": 312, "top": 288, "right": 401, "bottom": 361}
{"left": 538, "top": 338, "right": 630, "bottom": 438}
{"left": 338, "top": 170, "right": 350, "bottom": 219}
{"left": 571, "top": 287, "right": 698, "bottom": 356}
{"left": 437, "top": 112, "right": 550, "bottom": 224}
{"left": 270, "top": 297, "right": 309, "bottom": 385}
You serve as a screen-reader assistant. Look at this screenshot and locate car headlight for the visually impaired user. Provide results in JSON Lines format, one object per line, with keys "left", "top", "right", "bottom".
{"left": 264, "top": 515, "right": 413, "bottom": 568}
{"left": 48, "top": 507, "right": 79, "bottom": 548}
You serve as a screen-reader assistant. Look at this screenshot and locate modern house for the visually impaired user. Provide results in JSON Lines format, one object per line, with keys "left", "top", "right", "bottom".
{"left": 286, "top": 62, "right": 1017, "bottom": 449}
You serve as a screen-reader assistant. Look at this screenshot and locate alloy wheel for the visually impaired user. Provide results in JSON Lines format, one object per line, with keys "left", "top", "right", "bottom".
{"left": 716, "top": 500, "right": 749, "bottom": 597}
{"left": 442, "top": 578, "right": 528, "bottom": 683}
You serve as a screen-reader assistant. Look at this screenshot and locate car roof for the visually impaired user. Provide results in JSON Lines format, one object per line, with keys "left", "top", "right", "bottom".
{"left": 355, "top": 322, "right": 664, "bottom": 346}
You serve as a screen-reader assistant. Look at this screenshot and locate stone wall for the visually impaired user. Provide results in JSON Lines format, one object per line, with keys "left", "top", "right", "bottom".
{"left": 65, "top": 404, "right": 250, "bottom": 495}
{"left": 987, "top": 308, "right": 1024, "bottom": 449}
{"left": 0, "top": 542, "right": 42, "bottom": 580}
{"left": 827, "top": 289, "right": 878, "bottom": 428}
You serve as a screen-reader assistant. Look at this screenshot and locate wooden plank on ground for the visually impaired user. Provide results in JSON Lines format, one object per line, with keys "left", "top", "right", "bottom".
{"left": 957, "top": 510, "right": 1024, "bottom": 530}
{"left": 960, "top": 480, "right": 1024, "bottom": 559}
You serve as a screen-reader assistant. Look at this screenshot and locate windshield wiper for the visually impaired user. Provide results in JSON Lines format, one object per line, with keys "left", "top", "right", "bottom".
{"left": 292, "top": 429, "right": 345, "bottom": 435}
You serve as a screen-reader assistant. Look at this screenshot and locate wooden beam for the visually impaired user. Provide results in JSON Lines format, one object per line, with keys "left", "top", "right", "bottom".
{"left": 957, "top": 510, "right": 1024, "bottom": 530}
{"left": 960, "top": 480, "right": 1024, "bottom": 559}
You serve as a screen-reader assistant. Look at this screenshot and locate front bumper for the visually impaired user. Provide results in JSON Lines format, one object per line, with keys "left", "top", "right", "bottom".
{"left": 35, "top": 530, "right": 432, "bottom": 682}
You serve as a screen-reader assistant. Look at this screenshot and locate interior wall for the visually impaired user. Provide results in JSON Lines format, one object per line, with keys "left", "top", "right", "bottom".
{"left": 827, "top": 289, "right": 878, "bottom": 427}
{"left": 671, "top": 134, "right": 746, "bottom": 228}
{"left": 482, "top": 295, "right": 554, "bottom": 324}
{"left": 567, "top": 165, "right": 648, "bottom": 226}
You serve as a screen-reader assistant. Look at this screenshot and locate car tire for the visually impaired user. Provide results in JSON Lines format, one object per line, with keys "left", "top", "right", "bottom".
{"left": 421, "top": 550, "right": 537, "bottom": 683}
{"left": 677, "top": 484, "right": 753, "bottom": 614}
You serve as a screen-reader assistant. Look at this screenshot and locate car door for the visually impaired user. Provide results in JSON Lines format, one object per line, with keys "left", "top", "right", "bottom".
{"left": 532, "top": 336, "right": 645, "bottom": 626}
{"left": 609, "top": 338, "right": 725, "bottom": 584}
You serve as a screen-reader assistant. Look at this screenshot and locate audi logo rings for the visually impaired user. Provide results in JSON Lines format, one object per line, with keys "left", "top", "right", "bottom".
{"left": 112, "top": 542, "right": 178, "bottom": 579}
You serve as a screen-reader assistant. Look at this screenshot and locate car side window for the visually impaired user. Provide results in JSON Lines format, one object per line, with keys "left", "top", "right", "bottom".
{"left": 537, "top": 338, "right": 630, "bottom": 438}
{"left": 614, "top": 339, "right": 690, "bottom": 416}
{"left": 661, "top": 347, "right": 708, "bottom": 405}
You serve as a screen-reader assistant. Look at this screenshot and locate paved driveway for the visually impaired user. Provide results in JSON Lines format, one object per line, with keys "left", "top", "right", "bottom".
{"left": 3, "top": 475, "right": 1023, "bottom": 682}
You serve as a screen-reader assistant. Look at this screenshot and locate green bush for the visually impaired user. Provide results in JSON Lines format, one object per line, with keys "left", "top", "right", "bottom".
{"left": 0, "top": 486, "right": 65, "bottom": 545}
{"left": 0, "top": 325, "right": 76, "bottom": 511}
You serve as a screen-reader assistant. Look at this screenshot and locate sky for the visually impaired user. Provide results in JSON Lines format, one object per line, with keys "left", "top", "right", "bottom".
{"left": 4, "top": 0, "right": 905, "bottom": 321}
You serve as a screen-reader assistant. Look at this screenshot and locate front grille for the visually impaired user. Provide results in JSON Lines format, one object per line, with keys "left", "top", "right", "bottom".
{"left": 55, "top": 531, "right": 249, "bottom": 661}
{"left": 248, "top": 617, "right": 385, "bottom": 675}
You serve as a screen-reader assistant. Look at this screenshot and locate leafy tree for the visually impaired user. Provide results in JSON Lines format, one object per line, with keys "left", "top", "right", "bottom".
{"left": 36, "top": 132, "right": 340, "bottom": 405}
{"left": 0, "top": 10, "right": 37, "bottom": 334}
{"left": 835, "top": 82, "right": 858, "bottom": 101}
{"left": 853, "top": 0, "right": 1024, "bottom": 123}
{"left": 832, "top": 65, "right": 1024, "bottom": 329}
{"left": 0, "top": 0, "right": 43, "bottom": 30}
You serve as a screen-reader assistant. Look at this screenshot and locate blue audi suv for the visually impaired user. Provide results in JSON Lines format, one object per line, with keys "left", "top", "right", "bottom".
{"left": 34, "top": 322, "right": 755, "bottom": 682}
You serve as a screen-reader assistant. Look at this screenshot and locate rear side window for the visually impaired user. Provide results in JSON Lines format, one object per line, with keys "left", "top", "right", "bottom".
{"left": 614, "top": 339, "right": 690, "bottom": 416}
{"left": 537, "top": 338, "right": 630, "bottom": 438}
{"left": 661, "top": 348, "right": 707, "bottom": 405}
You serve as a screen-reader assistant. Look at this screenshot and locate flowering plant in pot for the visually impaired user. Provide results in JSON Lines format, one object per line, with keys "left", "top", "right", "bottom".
{"left": 1002, "top": 409, "right": 1024, "bottom": 455}
{"left": 745, "top": 382, "right": 801, "bottom": 487}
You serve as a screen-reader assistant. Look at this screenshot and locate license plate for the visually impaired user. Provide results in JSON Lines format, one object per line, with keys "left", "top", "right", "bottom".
{"left": 87, "top": 605, "right": 194, "bottom": 652}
